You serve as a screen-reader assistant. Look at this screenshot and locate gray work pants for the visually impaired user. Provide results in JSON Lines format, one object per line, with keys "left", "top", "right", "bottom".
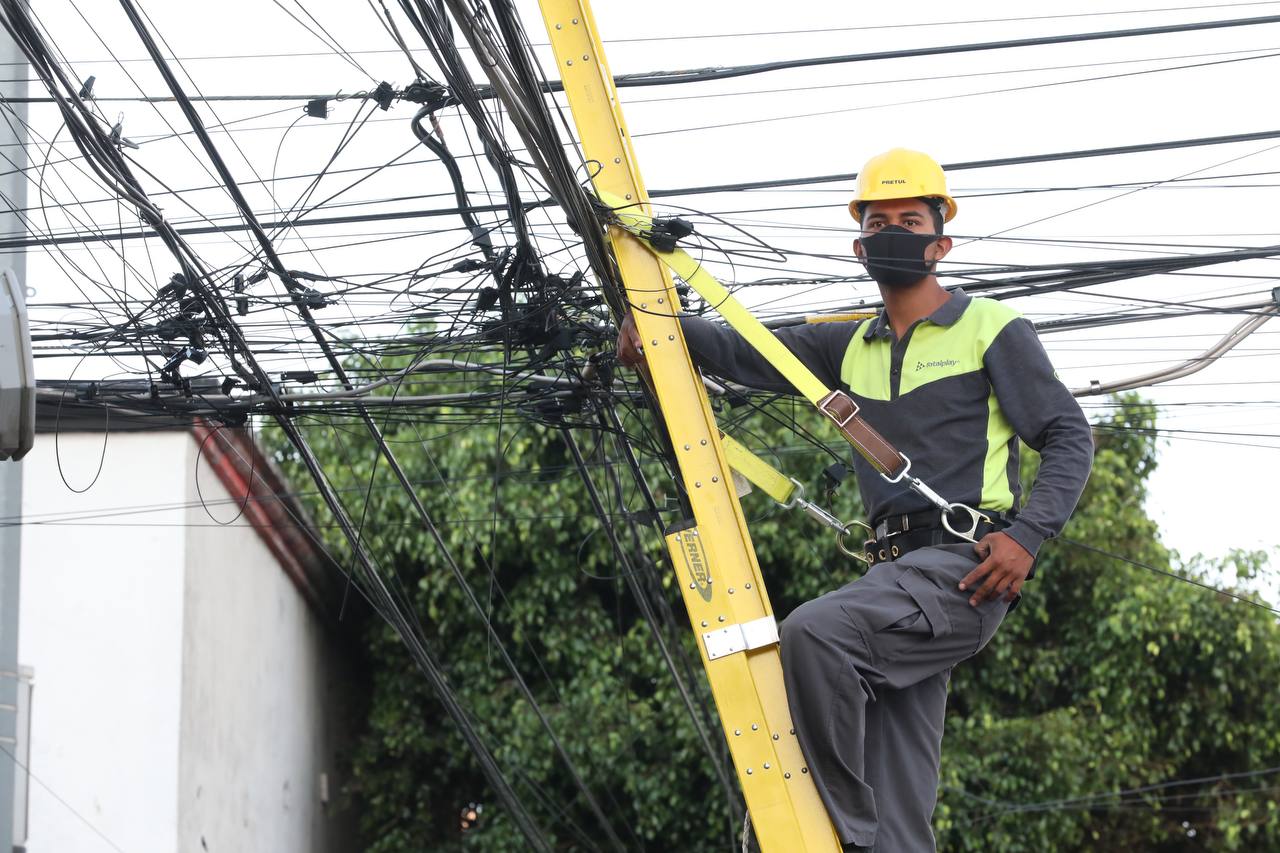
{"left": 779, "top": 543, "right": 1010, "bottom": 852}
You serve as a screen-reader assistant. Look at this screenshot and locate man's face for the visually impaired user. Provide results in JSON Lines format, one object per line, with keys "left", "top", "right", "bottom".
{"left": 861, "top": 198, "right": 937, "bottom": 235}
{"left": 853, "top": 198, "right": 952, "bottom": 266}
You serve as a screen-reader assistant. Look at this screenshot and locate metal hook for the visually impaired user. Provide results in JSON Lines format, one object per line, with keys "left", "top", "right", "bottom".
{"left": 782, "top": 479, "right": 875, "bottom": 562}
{"left": 837, "top": 519, "right": 874, "bottom": 563}
{"left": 940, "top": 503, "right": 990, "bottom": 544}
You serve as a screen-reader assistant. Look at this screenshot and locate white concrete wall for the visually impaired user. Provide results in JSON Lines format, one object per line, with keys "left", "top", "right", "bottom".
{"left": 177, "top": 436, "right": 350, "bottom": 853}
{"left": 19, "top": 430, "right": 189, "bottom": 853}
{"left": 18, "top": 429, "right": 354, "bottom": 853}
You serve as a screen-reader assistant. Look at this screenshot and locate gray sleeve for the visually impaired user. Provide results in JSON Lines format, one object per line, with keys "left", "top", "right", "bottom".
{"left": 984, "top": 318, "right": 1094, "bottom": 558}
{"left": 678, "top": 316, "right": 856, "bottom": 395}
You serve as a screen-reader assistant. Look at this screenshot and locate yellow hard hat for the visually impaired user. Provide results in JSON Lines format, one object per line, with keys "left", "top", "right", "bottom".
{"left": 849, "top": 148, "right": 957, "bottom": 223}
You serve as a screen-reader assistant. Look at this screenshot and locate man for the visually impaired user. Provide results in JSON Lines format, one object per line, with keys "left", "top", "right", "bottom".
{"left": 618, "top": 149, "right": 1094, "bottom": 851}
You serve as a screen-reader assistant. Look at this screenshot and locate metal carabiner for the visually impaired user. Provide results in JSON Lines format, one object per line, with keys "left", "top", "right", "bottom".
{"left": 837, "top": 519, "right": 874, "bottom": 563}
{"left": 881, "top": 453, "right": 991, "bottom": 544}
{"left": 784, "top": 479, "right": 874, "bottom": 562}
{"left": 940, "top": 503, "right": 991, "bottom": 544}
{"left": 882, "top": 454, "right": 954, "bottom": 517}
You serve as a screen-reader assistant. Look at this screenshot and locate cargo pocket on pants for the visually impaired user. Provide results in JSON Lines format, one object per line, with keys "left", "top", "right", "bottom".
{"left": 864, "top": 566, "right": 953, "bottom": 665}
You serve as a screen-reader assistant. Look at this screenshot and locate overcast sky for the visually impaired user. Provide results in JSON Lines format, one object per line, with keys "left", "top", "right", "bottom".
{"left": 10, "top": 0, "right": 1280, "bottom": 582}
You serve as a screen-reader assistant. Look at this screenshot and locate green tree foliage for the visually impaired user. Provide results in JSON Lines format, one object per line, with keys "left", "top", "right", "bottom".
{"left": 936, "top": 398, "right": 1280, "bottom": 851}
{"left": 271, "top": 389, "right": 1278, "bottom": 851}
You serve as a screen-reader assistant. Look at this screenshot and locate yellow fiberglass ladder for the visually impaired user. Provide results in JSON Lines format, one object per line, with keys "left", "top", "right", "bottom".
{"left": 538, "top": 2, "right": 842, "bottom": 849}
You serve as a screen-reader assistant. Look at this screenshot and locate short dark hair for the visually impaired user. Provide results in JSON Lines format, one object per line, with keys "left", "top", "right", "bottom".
{"left": 857, "top": 198, "right": 944, "bottom": 235}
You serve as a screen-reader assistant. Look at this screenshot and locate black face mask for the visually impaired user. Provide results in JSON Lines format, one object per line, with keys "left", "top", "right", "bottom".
{"left": 858, "top": 225, "right": 940, "bottom": 288}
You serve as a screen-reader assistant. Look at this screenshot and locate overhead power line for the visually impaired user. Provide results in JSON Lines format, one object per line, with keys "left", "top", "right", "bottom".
{"left": 3, "top": 2, "right": 1280, "bottom": 68}
{"left": 649, "top": 128, "right": 1280, "bottom": 197}
{"left": 1059, "top": 538, "right": 1280, "bottom": 617}
{"left": 10, "top": 126, "right": 1280, "bottom": 251}
{"left": 591, "top": 3, "right": 1280, "bottom": 42}
{"left": 24, "top": 13, "right": 1269, "bottom": 106}
{"left": 960, "top": 764, "right": 1280, "bottom": 825}
{"left": 596, "top": 14, "right": 1280, "bottom": 89}
{"left": 6, "top": 92, "right": 343, "bottom": 104}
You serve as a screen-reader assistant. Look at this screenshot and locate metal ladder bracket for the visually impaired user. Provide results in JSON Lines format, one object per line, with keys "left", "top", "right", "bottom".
{"left": 703, "top": 616, "right": 779, "bottom": 661}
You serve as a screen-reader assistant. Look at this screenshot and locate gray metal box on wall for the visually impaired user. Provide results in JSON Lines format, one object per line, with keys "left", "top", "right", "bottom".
{"left": 0, "top": 269, "right": 34, "bottom": 461}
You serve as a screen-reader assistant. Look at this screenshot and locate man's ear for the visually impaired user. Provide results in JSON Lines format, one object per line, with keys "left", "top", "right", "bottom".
{"left": 852, "top": 237, "right": 866, "bottom": 261}
{"left": 927, "top": 235, "right": 953, "bottom": 262}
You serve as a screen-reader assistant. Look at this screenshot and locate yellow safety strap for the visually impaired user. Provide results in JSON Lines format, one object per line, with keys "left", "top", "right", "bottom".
{"left": 722, "top": 431, "right": 873, "bottom": 563}
{"left": 719, "top": 432, "right": 797, "bottom": 505}
{"left": 600, "top": 191, "right": 831, "bottom": 405}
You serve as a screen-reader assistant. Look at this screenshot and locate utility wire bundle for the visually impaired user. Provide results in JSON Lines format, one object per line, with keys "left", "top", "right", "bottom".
{"left": 4, "top": 1, "right": 1280, "bottom": 848}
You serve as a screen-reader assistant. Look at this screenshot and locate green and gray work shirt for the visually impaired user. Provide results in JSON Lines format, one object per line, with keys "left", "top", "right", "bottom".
{"left": 680, "top": 288, "right": 1094, "bottom": 557}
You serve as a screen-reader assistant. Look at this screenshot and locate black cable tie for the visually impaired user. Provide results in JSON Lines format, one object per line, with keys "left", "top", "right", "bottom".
{"left": 452, "top": 258, "right": 490, "bottom": 274}
{"left": 823, "top": 462, "right": 849, "bottom": 488}
{"left": 646, "top": 217, "right": 694, "bottom": 252}
{"left": 660, "top": 216, "right": 695, "bottom": 239}
{"left": 299, "top": 287, "right": 328, "bottom": 310}
{"left": 157, "top": 272, "right": 187, "bottom": 300}
{"left": 247, "top": 269, "right": 270, "bottom": 285}
{"left": 675, "top": 281, "right": 691, "bottom": 310}
{"left": 822, "top": 462, "right": 850, "bottom": 502}
{"left": 470, "top": 224, "right": 494, "bottom": 251}
{"left": 179, "top": 293, "right": 203, "bottom": 318}
{"left": 401, "top": 80, "right": 450, "bottom": 111}
{"left": 475, "top": 287, "right": 499, "bottom": 313}
{"left": 161, "top": 346, "right": 206, "bottom": 380}
{"left": 647, "top": 232, "right": 677, "bottom": 253}
{"left": 232, "top": 273, "right": 249, "bottom": 315}
{"left": 371, "top": 81, "right": 395, "bottom": 111}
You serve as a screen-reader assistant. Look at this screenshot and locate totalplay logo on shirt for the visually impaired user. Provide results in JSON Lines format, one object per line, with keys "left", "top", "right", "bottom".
{"left": 915, "top": 358, "right": 959, "bottom": 372}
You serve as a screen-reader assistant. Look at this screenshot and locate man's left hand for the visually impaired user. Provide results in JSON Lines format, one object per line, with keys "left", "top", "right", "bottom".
{"left": 959, "top": 532, "right": 1033, "bottom": 606}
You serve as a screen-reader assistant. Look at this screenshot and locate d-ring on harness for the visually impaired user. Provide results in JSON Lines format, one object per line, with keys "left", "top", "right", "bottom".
{"left": 602, "top": 192, "right": 991, "bottom": 543}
